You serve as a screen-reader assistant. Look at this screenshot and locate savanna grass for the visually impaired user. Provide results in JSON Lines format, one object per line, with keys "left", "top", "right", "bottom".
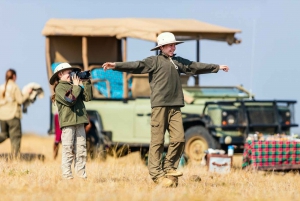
{"left": 0, "top": 134, "right": 299, "bottom": 201}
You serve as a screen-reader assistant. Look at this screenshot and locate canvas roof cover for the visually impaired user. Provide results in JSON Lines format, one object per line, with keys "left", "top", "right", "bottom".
{"left": 42, "top": 18, "right": 241, "bottom": 45}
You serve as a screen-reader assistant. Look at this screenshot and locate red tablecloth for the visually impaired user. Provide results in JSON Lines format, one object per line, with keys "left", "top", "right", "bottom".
{"left": 242, "top": 140, "right": 300, "bottom": 170}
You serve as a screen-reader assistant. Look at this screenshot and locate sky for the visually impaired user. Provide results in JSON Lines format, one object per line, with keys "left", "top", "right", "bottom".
{"left": 1, "top": 0, "right": 300, "bottom": 135}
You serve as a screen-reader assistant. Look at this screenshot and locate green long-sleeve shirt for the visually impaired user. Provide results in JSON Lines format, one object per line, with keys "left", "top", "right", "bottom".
{"left": 55, "top": 80, "right": 93, "bottom": 128}
{"left": 115, "top": 53, "right": 219, "bottom": 108}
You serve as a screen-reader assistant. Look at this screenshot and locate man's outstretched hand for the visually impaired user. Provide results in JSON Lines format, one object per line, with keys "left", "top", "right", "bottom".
{"left": 219, "top": 65, "right": 229, "bottom": 72}
{"left": 102, "top": 62, "right": 116, "bottom": 71}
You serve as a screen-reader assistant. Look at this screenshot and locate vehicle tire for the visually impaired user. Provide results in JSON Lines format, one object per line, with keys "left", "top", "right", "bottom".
{"left": 95, "top": 140, "right": 107, "bottom": 161}
{"left": 107, "top": 144, "right": 130, "bottom": 159}
{"left": 86, "top": 126, "right": 107, "bottom": 161}
{"left": 184, "top": 126, "right": 219, "bottom": 163}
{"left": 140, "top": 148, "right": 149, "bottom": 165}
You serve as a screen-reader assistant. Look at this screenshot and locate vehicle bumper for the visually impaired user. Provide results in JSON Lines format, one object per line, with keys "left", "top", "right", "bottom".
{"left": 218, "top": 136, "right": 245, "bottom": 145}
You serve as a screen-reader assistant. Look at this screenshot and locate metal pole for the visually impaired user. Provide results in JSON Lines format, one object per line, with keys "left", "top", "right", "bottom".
{"left": 195, "top": 39, "right": 200, "bottom": 85}
{"left": 122, "top": 38, "right": 128, "bottom": 98}
{"left": 155, "top": 33, "right": 159, "bottom": 55}
{"left": 196, "top": 39, "right": 200, "bottom": 62}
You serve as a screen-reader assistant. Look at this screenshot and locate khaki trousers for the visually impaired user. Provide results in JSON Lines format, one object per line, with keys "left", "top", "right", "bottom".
{"left": 148, "top": 106, "right": 185, "bottom": 181}
{"left": 61, "top": 124, "right": 87, "bottom": 179}
{"left": 0, "top": 118, "right": 22, "bottom": 158}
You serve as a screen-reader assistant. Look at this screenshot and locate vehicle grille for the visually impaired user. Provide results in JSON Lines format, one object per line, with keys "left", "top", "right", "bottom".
{"left": 247, "top": 106, "right": 276, "bottom": 124}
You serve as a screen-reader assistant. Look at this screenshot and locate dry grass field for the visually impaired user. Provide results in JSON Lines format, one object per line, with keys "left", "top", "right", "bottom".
{"left": 0, "top": 134, "right": 300, "bottom": 201}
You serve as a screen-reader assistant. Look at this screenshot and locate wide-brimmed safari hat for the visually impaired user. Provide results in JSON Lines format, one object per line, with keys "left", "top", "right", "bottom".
{"left": 49, "top": 62, "right": 81, "bottom": 85}
{"left": 150, "top": 32, "right": 183, "bottom": 51}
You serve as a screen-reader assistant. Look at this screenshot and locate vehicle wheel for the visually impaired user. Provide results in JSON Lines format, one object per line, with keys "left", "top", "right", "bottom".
{"left": 140, "top": 148, "right": 149, "bottom": 165}
{"left": 184, "top": 126, "right": 219, "bottom": 162}
{"left": 107, "top": 144, "right": 130, "bottom": 159}
{"left": 87, "top": 132, "right": 107, "bottom": 161}
{"left": 93, "top": 141, "right": 107, "bottom": 161}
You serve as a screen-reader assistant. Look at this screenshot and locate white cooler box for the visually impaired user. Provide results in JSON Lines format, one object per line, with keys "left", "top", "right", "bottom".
{"left": 206, "top": 154, "right": 232, "bottom": 174}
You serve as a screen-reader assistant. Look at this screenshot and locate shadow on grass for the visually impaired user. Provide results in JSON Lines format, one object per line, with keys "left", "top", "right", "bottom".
{"left": 0, "top": 153, "right": 45, "bottom": 162}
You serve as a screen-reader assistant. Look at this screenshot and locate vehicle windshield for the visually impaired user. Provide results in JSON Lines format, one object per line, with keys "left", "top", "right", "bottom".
{"left": 183, "top": 86, "right": 249, "bottom": 98}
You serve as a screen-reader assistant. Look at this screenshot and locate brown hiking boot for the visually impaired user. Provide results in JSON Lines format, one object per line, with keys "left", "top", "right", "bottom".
{"left": 154, "top": 176, "right": 174, "bottom": 187}
{"left": 166, "top": 175, "right": 178, "bottom": 187}
{"left": 165, "top": 169, "right": 183, "bottom": 177}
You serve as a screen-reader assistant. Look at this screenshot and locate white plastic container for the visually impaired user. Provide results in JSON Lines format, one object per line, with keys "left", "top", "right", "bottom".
{"left": 228, "top": 145, "right": 234, "bottom": 156}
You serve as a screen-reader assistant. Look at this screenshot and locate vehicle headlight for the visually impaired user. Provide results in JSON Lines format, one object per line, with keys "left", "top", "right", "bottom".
{"left": 227, "top": 115, "right": 235, "bottom": 125}
{"left": 279, "top": 110, "right": 291, "bottom": 125}
{"left": 221, "top": 110, "right": 238, "bottom": 126}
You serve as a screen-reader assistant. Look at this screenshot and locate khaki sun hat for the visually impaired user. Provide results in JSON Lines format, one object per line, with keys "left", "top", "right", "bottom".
{"left": 49, "top": 62, "right": 81, "bottom": 85}
{"left": 150, "top": 32, "right": 183, "bottom": 51}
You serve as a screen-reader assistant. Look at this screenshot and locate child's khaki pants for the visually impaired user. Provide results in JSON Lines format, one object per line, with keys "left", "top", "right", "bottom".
{"left": 148, "top": 106, "right": 185, "bottom": 181}
{"left": 61, "top": 124, "right": 87, "bottom": 179}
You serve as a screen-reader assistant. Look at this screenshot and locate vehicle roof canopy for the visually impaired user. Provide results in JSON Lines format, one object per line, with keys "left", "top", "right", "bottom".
{"left": 42, "top": 18, "right": 241, "bottom": 44}
{"left": 43, "top": 18, "right": 242, "bottom": 98}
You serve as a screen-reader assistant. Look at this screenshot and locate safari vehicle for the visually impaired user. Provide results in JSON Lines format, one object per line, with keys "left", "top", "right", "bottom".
{"left": 42, "top": 18, "right": 297, "bottom": 162}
